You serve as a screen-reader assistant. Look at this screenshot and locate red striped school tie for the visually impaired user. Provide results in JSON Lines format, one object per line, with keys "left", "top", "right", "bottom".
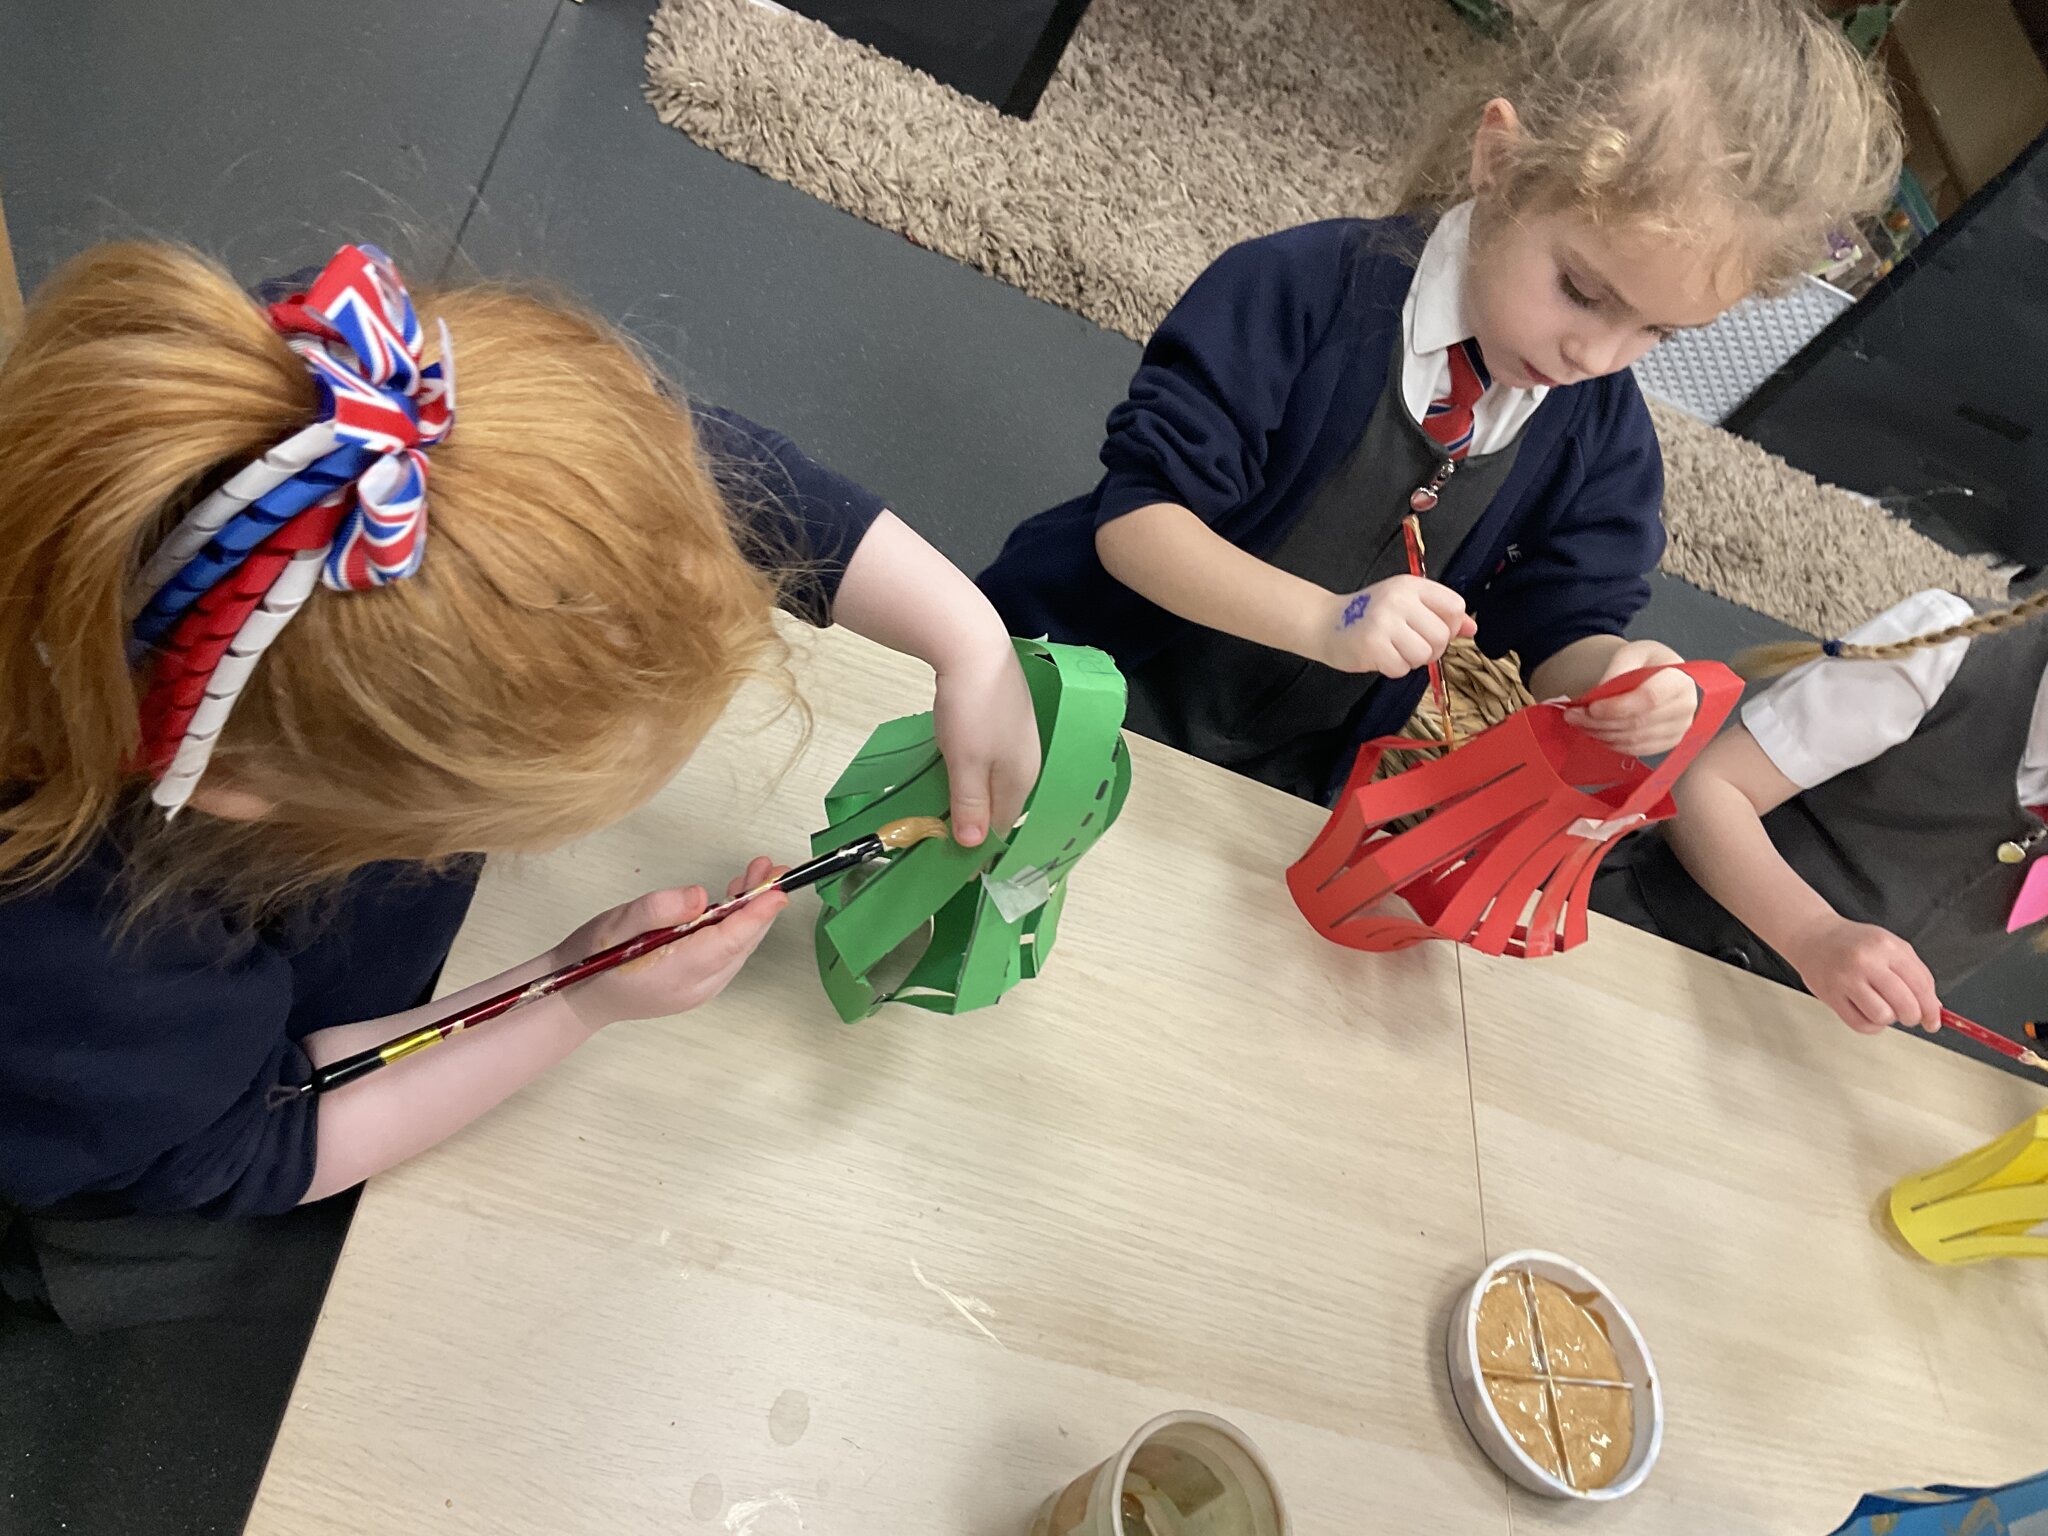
{"left": 1422, "top": 338, "right": 1490, "bottom": 462}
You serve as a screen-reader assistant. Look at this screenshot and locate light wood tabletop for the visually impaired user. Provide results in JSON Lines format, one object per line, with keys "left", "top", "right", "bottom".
{"left": 1461, "top": 922, "right": 2048, "bottom": 1535}
{"left": 249, "top": 621, "right": 2047, "bottom": 1534}
{"left": 249, "top": 623, "right": 1511, "bottom": 1535}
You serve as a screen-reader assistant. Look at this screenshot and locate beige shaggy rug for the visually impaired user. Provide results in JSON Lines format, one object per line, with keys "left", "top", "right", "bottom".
{"left": 646, "top": 0, "right": 2004, "bottom": 637}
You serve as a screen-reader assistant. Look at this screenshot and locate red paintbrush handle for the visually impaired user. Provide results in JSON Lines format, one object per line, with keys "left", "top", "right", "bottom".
{"left": 292, "top": 828, "right": 900, "bottom": 1101}
{"left": 298, "top": 889, "right": 764, "bottom": 1097}
{"left": 437, "top": 900, "right": 745, "bottom": 1040}
{"left": 1399, "top": 516, "right": 1457, "bottom": 750}
{"left": 1938, "top": 1008, "right": 2034, "bottom": 1063}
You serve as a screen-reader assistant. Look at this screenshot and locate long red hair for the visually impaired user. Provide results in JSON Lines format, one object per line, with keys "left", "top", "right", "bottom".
{"left": 0, "top": 243, "right": 787, "bottom": 915}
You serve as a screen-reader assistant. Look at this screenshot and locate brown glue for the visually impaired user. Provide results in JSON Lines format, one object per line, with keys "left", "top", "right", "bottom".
{"left": 1476, "top": 1271, "right": 1636, "bottom": 1491}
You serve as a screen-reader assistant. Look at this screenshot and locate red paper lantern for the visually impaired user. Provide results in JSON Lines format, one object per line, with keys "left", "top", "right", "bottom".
{"left": 1288, "top": 663, "right": 1741, "bottom": 957}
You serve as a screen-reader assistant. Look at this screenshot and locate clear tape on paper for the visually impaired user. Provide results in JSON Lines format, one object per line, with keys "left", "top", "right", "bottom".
{"left": 981, "top": 865, "right": 1053, "bottom": 924}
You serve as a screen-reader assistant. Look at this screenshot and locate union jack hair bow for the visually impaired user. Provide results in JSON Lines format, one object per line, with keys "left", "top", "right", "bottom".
{"left": 129, "top": 244, "right": 456, "bottom": 814}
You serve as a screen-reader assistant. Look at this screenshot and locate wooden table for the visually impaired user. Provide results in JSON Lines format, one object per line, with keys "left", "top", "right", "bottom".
{"left": 250, "top": 624, "right": 2046, "bottom": 1535}
{"left": 1461, "top": 933, "right": 2048, "bottom": 1533}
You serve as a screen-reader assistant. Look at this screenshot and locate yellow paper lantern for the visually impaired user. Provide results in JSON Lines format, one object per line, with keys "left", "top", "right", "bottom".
{"left": 1889, "top": 1109, "right": 2048, "bottom": 1264}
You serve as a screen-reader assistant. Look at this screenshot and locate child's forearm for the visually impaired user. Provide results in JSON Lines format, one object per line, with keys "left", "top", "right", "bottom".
{"left": 298, "top": 950, "right": 592, "bottom": 1203}
{"left": 835, "top": 509, "right": 1042, "bottom": 846}
{"left": 834, "top": 510, "right": 1015, "bottom": 679}
{"left": 1665, "top": 763, "right": 1837, "bottom": 964}
{"left": 1095, "top": 503, "right": 1332, "bottom": 659}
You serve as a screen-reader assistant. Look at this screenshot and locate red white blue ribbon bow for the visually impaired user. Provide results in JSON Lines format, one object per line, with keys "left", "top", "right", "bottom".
{"left": 129, "top": 244, "right": 455, "bottom": 813}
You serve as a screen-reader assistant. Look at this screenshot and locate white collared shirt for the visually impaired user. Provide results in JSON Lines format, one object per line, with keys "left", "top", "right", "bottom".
{"left": 1399, "top": 202, "right": 1548, "bottom": 456}
{"left": 1742, "top": 589, "right": 2048, "bottom": 804}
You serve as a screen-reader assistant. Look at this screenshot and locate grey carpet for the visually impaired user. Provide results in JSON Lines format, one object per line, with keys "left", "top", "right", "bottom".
{"left": 645, "top": 0, "right": 2006, "bottom": 637}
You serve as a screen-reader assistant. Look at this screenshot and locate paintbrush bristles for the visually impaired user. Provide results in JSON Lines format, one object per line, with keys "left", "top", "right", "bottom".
{"left": 878, "top": 815, "right": 950, "bottom": 850}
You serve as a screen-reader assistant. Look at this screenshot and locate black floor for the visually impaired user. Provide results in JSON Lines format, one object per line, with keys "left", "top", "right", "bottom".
{"left": 0, "top": 1195, "right": 357, "bottom": 1536}
{"left": 2, "top": 3, "right": 2041, "bottom": 1530}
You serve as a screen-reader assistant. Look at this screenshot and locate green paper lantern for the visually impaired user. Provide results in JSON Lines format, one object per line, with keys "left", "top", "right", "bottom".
{"left": 812, "top": 639, "right": 1132, "bottom": 1021}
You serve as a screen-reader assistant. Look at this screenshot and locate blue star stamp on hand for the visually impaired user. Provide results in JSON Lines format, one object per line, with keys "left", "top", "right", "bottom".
{"left": 1339, "top": 591, "right": 1372, "bottom": 628}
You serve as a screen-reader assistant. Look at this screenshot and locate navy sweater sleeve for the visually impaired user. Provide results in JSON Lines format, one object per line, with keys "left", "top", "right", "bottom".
{"left": 0, "top": 848, "right": 479, "bottom": 1220}
{"left": 0, "top": 875, "right": 317, "bottom": 1219}
{"left": 691, "top": 404, "right": 886, "bottom": 625}
{"left": 1095, "top": 223, "right": 1363, "bottom": 527}
{"left": 1474, "top": 376, "right": 1665, "bottom": 675}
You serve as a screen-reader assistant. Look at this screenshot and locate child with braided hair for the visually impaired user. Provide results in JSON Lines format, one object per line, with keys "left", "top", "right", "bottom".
{"left": 1593, "top": 589, "right": 2048, "bottom": 1037}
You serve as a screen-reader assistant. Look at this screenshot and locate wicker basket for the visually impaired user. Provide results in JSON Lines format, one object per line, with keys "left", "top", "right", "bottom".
{"left": 1383, "top": 639, "right": 1536, "bottom": 770}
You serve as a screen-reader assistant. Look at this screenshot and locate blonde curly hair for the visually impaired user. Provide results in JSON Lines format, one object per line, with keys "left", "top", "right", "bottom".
{"left": 1400, "top": 0, "right": 1903, "bottom": 292}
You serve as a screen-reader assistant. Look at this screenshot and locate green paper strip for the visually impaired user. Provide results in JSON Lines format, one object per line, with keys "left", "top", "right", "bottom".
{"left": 812, "top": 638, "right": 1132, "bottom": 1020}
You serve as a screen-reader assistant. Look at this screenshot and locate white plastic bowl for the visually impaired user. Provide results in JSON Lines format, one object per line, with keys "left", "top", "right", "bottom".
{"left": 1446, "top": 1249, "right": 1664, "bottom": 1500}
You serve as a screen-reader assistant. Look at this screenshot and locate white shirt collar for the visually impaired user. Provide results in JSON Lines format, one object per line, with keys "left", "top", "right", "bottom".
{"left": 1407, "top": 202, "right": 1486, "bottom": 361}
{"left": 1396, "top": 200, "right": 1548, "bottom": 453}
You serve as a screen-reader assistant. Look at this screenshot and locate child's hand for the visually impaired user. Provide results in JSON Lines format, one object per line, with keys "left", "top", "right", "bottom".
{"left": 826, "top": 510, "right": 1040, "bottom": 846}
{"left": 1563, "top": 640, "right": 1698, "bottom": 756}
{"left": 549, "top": 858, "right": 790, "bottom": 1033}
{"left": 1783, "top": 915, "right": 1942, "bottom": 1035}
{"left": 934, "top": 643, "right": 1042, "bottom": 847}
{"left": 1316, "top": 575, "right": 1476, "bottom": 677}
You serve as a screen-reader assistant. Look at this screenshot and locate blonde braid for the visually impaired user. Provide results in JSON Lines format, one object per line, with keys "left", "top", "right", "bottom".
{"left": 1739, "top": 589, "right": 2048, "bottom": 679}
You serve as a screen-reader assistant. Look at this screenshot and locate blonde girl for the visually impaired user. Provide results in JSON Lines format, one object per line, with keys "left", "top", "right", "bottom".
{"left": 979, "top": 0, "right": 1900, "bottom": 804}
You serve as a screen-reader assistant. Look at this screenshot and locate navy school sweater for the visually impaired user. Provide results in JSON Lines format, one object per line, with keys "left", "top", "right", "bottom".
{"left": 0, "top": 405, "right": 884, "bottom": 1219}
{"left": 978, "top": 218, "right": 1666, "bottom": 759}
